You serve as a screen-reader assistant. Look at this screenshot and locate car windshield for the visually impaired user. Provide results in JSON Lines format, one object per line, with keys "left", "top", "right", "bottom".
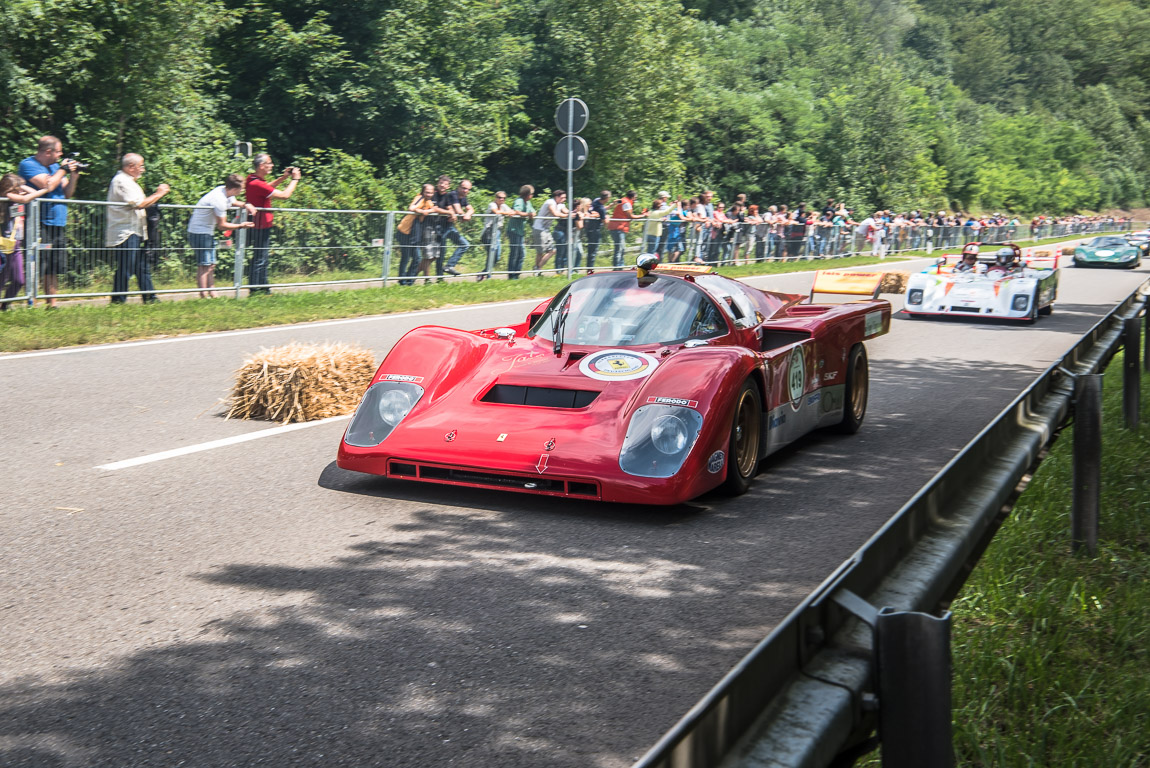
{"left": 529, "top": 273, "right": 729, "bottom": 347}
{"left": 1089, "top": 236, "right": 1128, "bottom": 248}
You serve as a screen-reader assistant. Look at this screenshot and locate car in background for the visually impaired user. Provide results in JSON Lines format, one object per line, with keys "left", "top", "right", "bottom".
{"left": 904, "top": 242, "right": 1058, "bottom": 323}
{"left": 1073, "top": 235, "right": 1142, "bottom": 268}
{"left": 337, "top": 263, "right": 891, "bottom": 505}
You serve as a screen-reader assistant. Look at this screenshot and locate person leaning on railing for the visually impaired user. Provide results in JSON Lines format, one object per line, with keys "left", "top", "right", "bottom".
{"left": 478, "top": 191, "right": 514, "bottom": 281}
{"left": 0, "top": 173, "right": 49, "bottom": 310}
{"left": 186, "top": 174, "right": 256, "bottom": 299}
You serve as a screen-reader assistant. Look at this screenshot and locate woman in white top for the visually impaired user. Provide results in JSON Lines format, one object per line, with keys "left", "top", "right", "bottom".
{"left": 480, "top": 191, "right": 515, "bottom": 281}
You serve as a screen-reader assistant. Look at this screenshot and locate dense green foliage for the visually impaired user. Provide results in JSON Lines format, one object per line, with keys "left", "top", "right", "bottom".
{"left": 4, "top": 0, "right": 1150, "bottom": 211}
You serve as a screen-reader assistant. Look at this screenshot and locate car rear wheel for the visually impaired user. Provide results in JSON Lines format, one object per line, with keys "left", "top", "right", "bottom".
{"left": 720, "top": 379, "right": 762, "bottom": 496}
{"left": 835, "top": 344, "right": 869, "bottom": 434}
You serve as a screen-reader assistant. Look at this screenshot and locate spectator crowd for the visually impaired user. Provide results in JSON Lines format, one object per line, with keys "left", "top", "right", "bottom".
{"left": 0, "top": 134, "right": 1135, "bottom": 305}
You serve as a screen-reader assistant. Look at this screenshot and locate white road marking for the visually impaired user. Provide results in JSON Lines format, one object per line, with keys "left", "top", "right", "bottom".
{"left": 1, "top": 298, "right": 546, "bottom": 362}
{"left": 95, "top": 414, "right": 351, "bottom": 471}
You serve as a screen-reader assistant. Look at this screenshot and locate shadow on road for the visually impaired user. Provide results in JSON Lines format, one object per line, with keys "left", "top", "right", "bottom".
{"left": 0, "top": 357, "right": 1047, "bottom": 768}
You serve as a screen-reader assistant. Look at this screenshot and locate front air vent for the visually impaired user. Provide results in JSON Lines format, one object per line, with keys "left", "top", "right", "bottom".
{"left": 481, "top": 385, "right": 599, "bottom": 408}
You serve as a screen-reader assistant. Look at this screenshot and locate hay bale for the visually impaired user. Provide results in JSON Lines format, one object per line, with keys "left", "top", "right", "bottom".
{"left": 227, "top": 342, "right": 376, "bottom": 424}
{"left": 1062, "top": 246, "right": 1076, "bottom": 256}
{"left": 879, "top": 271, "right": 910, "bottom": 294}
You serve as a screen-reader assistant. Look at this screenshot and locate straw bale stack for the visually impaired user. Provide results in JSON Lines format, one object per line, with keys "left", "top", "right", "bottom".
{"left": 1062, "top": 246, "right": 1077, "bottom": 256}
{"left": 227, "top": 342, "right": 376, "bottom": 424}
{"left": 879, "top": 271, "right": 910, "bottom": 294}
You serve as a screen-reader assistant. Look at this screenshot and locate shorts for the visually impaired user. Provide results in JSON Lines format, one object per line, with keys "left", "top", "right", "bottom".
{"left": 531, "top": 228, "right": 554, "bottom": 254}
{"left": 39, "top": 224, "right": 68, "bottom": 275}
{"left": 187, "top": 231, "right": 217, "bottom": 265}
{"left": 664, "top": 234, "right": 684, "bottom": 252}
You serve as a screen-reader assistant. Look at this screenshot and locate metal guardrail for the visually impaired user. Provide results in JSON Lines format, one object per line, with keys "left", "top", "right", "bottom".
{"left": 633, "top": 280, "right": 1149, "bottom": 768}
{"left": 3, "top": 197, "right": 1137, "bottom": 305}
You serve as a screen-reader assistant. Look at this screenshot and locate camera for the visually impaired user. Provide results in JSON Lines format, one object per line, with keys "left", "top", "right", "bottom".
{"left": 65, "top": 152, "right": 90, "bottom": 170}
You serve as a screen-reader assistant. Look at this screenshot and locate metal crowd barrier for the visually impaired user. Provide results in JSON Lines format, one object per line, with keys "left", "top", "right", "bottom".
{"left": 3, "top": 198, "right": 1138, "bottom": 305}
{"left": 633, "top": 279, "right": 1150, "bottom": 768}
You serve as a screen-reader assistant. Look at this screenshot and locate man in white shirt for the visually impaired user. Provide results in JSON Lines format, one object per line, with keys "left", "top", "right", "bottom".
{"left": 187, "top": 174, "right": 256, "bottom": 298}
{"left": 534, "top": 190, "right": 567, "bottom": 273}
{"left": 106, "top": 153, "right": 169, "bottom": 303}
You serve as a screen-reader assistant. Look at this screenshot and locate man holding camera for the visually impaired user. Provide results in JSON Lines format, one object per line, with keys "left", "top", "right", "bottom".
{"left": 106, "top": 153, "right": 170, "bottom": 304}
{"left": 244, "top": 153, "right": 300, "bottom": 295}
{"left": 18, "top": 136, "right": 80, "bottom": 308}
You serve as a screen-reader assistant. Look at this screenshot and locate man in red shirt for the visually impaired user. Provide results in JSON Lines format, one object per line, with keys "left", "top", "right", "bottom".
{"left": 607, "top": 190, "right": 642, "bottom": 268}
{"left": 245, "top": 153, "right": 301, "bottom": 294}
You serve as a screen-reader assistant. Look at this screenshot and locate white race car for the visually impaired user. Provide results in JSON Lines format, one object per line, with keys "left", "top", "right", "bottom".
{"left": 903, "top": 242, "right": 1058, "bottom": 323}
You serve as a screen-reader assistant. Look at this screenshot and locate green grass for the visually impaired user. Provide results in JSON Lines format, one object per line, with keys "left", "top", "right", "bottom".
{"left": 0, "top": 231, "right": 1112, "bottom": 352}
{"left": 856, "top": 349, "right": 1150, "bottom": 766}
{"left": 947, "top": 351, "right": 1150, "bottom": 766}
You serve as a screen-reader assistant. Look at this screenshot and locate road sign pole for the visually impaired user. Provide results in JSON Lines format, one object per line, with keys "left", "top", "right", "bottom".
{"left": 567, "top": 101, "right": 574, "bottom": 280}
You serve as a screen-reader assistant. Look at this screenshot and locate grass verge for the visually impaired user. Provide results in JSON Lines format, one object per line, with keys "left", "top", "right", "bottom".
{"left": 0, "top": 231, "right": 1099, "bottom": 352}
{"left": 0, "top": 254, "right": 894, "bottom": 352}
{"left": 948, "top": 348, "right": 1149, "bottom": 765}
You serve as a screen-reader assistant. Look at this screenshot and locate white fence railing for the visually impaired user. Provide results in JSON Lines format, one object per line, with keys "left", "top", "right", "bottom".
{"left": 1, "top": 198, "right": 1136, "bottom": 305}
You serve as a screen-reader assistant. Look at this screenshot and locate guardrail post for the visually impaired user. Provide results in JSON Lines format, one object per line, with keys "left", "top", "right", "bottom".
{"left": 1143, "top": 299, "right": 1150, "bottom": 373}
{"left": 875, "top": 608, "right": 955, "bottom": 768}
{"left": 27, "top": 199, "right": 40, "bottom": 306}
{"left": 1072, "top": 374, "right": 1103, "bottom": 556}
{"left": 234, "top": 209, "right": 248, "bottom": 299}
{"left": 382, "top": 211, "right": 395, "bottom": 285}
{"left": 1124, "top": 317, "right": 1140, "bottom": 429}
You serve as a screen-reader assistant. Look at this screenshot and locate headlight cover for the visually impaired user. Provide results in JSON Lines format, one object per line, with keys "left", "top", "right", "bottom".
{"left": 907, "top": 288, "right": 924, "bottom": 305}
{"left": 619, "top": 404, "right": 703, "bottom": 478}
{"left": 344, "top": 381, "right": 424, "bottom": 447}
{"left": 1012, "top": 294, "right": 1030, "bottom": 311}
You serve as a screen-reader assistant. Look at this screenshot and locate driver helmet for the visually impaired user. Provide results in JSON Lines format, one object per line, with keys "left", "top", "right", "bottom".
{"left": 995, "top": 247, "right": 1015, "bottom": 266}
{"left": 962, "top": 243, "right": 980, "bottom": 257}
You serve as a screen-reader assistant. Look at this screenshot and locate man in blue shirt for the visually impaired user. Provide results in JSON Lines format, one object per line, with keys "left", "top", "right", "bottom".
{"left": 19, "top": 136, "right": 80, "bottom": 308}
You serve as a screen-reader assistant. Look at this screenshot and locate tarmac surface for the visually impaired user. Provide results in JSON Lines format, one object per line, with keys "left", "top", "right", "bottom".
{"left": 1, "top": 253, "right": 1146, "bottom": 767}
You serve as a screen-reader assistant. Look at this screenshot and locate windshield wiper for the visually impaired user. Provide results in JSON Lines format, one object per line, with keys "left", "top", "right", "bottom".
{"left": 552, "top": 294, "right": 571, "bottom": 356}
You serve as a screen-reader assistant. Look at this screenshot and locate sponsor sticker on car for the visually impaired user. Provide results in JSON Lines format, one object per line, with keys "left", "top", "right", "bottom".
{"left": 646, "top": 396, "right": 699, "bottom": 408}
{"left": 864, "top": 310, "right": 884, "bottom": 337}
{"left": 707, "top": 451, "right": 725, "bottom": 473}
{"left": 383, "top": 373, "right": 424, "bottom": 383}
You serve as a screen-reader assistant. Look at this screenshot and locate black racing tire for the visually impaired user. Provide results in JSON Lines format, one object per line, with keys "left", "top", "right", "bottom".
{"left": 1027, "top": 289, "right": 1039, "bottom": 324}
{"left": 835, "top": 344, "right": 869, "bottom": 434}
{"left": 1039, "top": 300, "right": 1053, "bottom": 316}
{"left": 720, "top": 379, "right": 762, "bottom": 496}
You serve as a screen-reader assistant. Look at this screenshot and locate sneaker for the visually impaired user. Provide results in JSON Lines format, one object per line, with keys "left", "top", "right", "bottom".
{"left": 445, "top": 267, "right": 460, "bottom": 276}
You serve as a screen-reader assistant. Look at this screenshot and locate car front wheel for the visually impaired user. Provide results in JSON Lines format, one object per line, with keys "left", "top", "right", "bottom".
{"left": 720, "top": 379, "right": 762, "bottom": 496}
{"left": 835, "top": 344, "right": 869, "bottom": 434}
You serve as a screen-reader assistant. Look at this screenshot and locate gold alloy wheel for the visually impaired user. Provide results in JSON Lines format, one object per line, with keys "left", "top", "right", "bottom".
{"left": 849, "top": 350, "right": 868, "bottom": 423}
{"left": 733, "top": 387, "right": 761, "bottom": 477}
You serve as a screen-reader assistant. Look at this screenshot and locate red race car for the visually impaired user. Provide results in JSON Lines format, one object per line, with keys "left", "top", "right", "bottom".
{"left": 337, "top": 263, "right": 890, "bottom": 505}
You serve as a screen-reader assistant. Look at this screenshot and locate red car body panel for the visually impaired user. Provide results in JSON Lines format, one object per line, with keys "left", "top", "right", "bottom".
{"left": 337, "top": 270, "right": 890, "bottom": 505}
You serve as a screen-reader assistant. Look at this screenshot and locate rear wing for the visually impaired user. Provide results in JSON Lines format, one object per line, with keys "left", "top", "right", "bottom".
{"left": 809, "top": 270, "right": 884, "bottom": 303}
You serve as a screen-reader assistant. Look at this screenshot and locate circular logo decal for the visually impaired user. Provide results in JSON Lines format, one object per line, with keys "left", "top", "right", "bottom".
{"left": 788, "top": 348, "right": 806, "bottom": 409}
{"left": 707, "top": 450, "right": 725, "bottom": 474}
{"left": 578, "top": 349, "right": 659, "bottom": 382}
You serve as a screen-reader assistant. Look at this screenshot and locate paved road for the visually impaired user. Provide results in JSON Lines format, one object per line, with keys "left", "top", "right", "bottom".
{"left": 2, "top": 255, "right": 1146, "bottom": 767}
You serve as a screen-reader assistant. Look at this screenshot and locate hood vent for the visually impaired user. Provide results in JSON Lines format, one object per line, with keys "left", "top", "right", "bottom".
{"left": 482, "top": 384, "right": 599, "bottom": 408}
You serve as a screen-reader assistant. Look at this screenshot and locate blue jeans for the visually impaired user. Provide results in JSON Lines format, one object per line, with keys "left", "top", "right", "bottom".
{"left": 485, "top": 235, "right": 502, "bottom": 275}
{"left": 443, "top": 226, "right": 471, "bottom": 269}
{"left": 247, "top": 227, "right": 271, "bottom": 293}
{"left": 507, "top": 230, "right": 525, "bottom": 279}
{"left": 644, "top": 234, "right": 661, "bottom": 255}
{"left": 553, "top": 226, "right": 569, "bottom": 270}
{"left": 610, "top": 229, "right": 627, "bottom": 267}
{"left": 585, "top": 225, "right": 602, "bottom": 268}
{"left": 112, "top": 234, "right": 155, "bottom": 303}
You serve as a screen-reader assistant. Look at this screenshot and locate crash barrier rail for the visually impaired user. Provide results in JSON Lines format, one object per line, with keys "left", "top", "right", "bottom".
{"left": 4, "top": 198, "right": 1136, "bottom": 304}
{"left": 633, "top": 279, "right": 1149, "bottom": 768}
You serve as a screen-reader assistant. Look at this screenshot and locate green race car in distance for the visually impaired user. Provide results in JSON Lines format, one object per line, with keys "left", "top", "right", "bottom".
{"left": 1073, "top": 235, "right": 1142, "bottom": 268}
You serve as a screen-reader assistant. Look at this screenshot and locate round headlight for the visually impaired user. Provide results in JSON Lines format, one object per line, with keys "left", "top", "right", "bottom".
{"left": 651, "top": 414, "right": 689, "bottom": 455}
{"left": 378, "top": 388, "right": 414, "bottom": 426}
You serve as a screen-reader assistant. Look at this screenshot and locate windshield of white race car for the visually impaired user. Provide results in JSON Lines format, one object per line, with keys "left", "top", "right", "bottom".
{"left": 528, "top": 273, "right": 730, "bottom": 347}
